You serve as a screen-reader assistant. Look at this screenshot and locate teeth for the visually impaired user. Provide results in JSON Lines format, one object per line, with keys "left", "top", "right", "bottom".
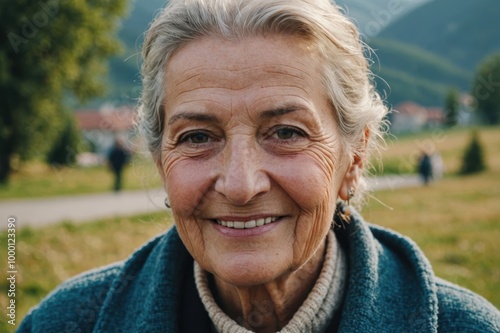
{"left": 246, "top": 220, "right": 257, "bottom": 228}
{"left": 216, "top": 217, "right": 278, "bottom": 229}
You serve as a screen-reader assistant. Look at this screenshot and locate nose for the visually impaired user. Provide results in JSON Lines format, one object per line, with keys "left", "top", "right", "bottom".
{"left": 214, "top": 139, "right": 271, "bottom": 205}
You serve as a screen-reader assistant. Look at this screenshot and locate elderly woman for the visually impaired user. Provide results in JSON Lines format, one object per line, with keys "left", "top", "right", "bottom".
{"left": 19, "top": 0, "right": 499, "bottom": 332}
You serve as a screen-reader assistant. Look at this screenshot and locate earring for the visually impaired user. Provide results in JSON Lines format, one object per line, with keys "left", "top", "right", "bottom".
{"left": 347, "top": 186, "right": 355, "bottom": 206}
{"left": 164, "top": 197, "right": 170, "bottom": 209}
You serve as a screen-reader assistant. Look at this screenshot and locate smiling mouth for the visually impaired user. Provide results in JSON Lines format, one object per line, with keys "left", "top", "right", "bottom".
{"left": 215, "top": 217, "right": 279, "bottom": 229}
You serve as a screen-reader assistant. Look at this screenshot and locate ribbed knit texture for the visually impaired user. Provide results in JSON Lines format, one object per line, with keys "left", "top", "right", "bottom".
{"left": 194, "top": 230, "right": 347, "bottom": 333}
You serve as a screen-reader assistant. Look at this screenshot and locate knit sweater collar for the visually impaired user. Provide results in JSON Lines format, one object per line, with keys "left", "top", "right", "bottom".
{"left": 194, "top": 230, "right": 347, "bottom": 333}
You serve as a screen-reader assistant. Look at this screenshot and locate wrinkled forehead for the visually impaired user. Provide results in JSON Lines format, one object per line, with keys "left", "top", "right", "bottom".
{"left": 164, "top": 35, "right": 324, "bottom": 98}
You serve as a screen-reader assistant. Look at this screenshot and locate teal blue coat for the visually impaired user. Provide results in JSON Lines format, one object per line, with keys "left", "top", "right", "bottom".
{"left": 18, "top": 209, "right": 500, "bottom": 332}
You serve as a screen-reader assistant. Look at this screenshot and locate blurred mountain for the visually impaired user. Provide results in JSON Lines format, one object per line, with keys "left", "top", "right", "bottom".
{"left": 370, "top": 38, "right": 471, "bottom": 107}
{"left": 105, "top": 0, "right": 166, "bottom": 105}
{"left": 103, "top": 0, "right": 434, "bottom": 105}
{"left": 100, "top": 0, "right": 497, "bottom": 108}
{"left": 335, "top": 0, "right": 430, "bottom": 38}
{"left": 378, "top": 0, "right": 500, "bottom": 72}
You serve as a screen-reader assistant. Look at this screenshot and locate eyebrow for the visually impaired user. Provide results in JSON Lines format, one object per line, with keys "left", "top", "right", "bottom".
{"left": 259, "top": 105, "right": 304, "bottom": 119}
{"left": 167, "top": 104, "right": 308, "bottom": 125}
{"left": 168, "top": 112, "right": 220, "bottom": 126}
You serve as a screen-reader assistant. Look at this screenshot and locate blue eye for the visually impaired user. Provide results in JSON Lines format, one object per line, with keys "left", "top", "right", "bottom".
{"left": 276, "top": 128, "right": 295, "bottom": 140}
{"left": 179, "top": 131, "right": 211, "bottom": 144}
{"left": 272, "top": 127, "right": 305, "bottom": 140}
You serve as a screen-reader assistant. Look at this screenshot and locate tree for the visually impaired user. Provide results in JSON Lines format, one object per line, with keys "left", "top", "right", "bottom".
{"left": 460, "top": 130, "right": 486, "bottom": 175}
{"left": 46, "top": 111, "right": 81, "bottom": 167}
{"left": 444, "top": 87, "right": 460, "bottom": 127}
{"left": 471, "top": 53, "right": 500, "bottom": 124}
{"left": 0, "top": 0, "right": 127, "bottom": 183}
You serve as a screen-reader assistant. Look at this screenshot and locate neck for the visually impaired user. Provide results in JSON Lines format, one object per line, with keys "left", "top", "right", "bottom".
{"left": 212, "top": 240, "right": 326, "bottom": 332}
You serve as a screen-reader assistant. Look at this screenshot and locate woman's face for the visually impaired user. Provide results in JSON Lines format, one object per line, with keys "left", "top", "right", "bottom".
{"left": 158, "top": 35, "right": 360, "bottom": 286}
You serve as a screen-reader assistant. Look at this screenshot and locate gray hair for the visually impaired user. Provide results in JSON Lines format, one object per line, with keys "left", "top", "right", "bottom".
{"left": 138, "top": 0, "right": 388, "bottom": 204}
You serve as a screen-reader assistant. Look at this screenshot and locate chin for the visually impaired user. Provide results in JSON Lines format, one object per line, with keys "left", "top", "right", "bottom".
{"left": 210, "top": 254, "right": 288, "bottom": 287}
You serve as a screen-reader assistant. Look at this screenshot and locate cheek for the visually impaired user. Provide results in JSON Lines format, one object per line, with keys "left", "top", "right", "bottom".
{"left": 269, "top": 146, "right": 344, "bottom": 266}
{"left": 271, "top": 145, "right": 341, "bottom": 212}
{"left": 162, "top": 153, "right": 215, "bottom": 217}
{"left": 161, "top": 155, "right": 216, "bottom": 261}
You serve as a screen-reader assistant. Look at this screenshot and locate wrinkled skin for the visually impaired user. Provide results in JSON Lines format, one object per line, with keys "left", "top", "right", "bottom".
{"left": 157, "top": 35, "right": 362, "bottom": 332}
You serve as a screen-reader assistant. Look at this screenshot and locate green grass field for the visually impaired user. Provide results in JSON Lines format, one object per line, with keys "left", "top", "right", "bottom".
{"left": 0, "top": 126, "right": 499, "bottom": 332}
{"left": 0, "top": 155, "right": 162, "bottom": 200}
{"left": 372, "top": 126, "right": 500, "bottom": 175}
{"left": 365, "top": 169, "right": 500, "bottom": 306}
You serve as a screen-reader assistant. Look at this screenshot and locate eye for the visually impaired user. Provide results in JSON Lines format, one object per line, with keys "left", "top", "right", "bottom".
{"left": 271, "top": 126, "right": 306, "bottom": 141}
{"left": 179, "top": 131, "right": 212, "bottom": 144}
{"left": 275, "top": 128, "right": 295, "bottom": 140}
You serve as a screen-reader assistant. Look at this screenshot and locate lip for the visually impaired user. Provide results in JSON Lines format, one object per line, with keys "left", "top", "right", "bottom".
{"left": 211, "top": 216, "right": 284, "bottom": 237}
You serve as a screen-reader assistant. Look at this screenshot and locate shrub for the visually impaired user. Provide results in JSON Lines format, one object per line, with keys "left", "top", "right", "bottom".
{"left": 46, "top": 113, "right": 81, "bottom": 167}
{"left": 460, "top": 130, "right": 487, "bottom": 174}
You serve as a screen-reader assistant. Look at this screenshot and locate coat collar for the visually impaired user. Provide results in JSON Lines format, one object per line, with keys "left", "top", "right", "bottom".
{"left": 336, "top": 208, "right": 438, "bottom": 332}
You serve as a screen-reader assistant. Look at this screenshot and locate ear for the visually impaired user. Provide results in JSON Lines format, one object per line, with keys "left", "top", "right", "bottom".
{"left": 338, "top": 154, "right": 363, "bottom": 201}
{"left": 338, "top": 128, "right": 369, "bottom": 201}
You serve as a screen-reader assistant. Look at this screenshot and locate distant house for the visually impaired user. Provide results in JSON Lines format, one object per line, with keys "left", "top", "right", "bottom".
{"left": 391, "top": 102, "right": 444, "bottom": 133}
{"left": 75, "top": 106, "right": 136, "bottom": 156}
{"left": 426, "top": 107, "right": 445, "bottom": 128}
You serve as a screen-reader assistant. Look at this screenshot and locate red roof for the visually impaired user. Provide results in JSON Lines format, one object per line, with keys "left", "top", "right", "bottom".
{"left": 395, "top": 101, "right": 444, "bottom": 123}
{"left": 75, "top": 106, "right": 136, "bottom": 131}
{"left": 395, "top": 102, "right": 427, "bottom": 116}
{"left": 426, "top": 107, "right": 445, "bottom": 122}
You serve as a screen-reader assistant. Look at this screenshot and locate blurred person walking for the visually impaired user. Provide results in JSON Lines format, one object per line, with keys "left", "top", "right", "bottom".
{"left": 107, "top": 137, "right": 131, "bottom": 192}
{"left": 418, "top": 150, "right": 433, "bottom": 185}
{"left": 431, "top": 150, "right": 444, "bottom": 180}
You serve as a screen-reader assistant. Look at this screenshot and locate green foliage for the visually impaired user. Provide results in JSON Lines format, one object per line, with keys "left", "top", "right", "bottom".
{"left": 0, "top": 0, "right": 128, "bottom": 183}
{"left": 46, "top": 112, "right": 81, "bottom": 166}
{"left": 460, "top": 130, "right": 487, "bottom": 175}
{"left": 83, "top": 137, "right": 98, "bottom": 153}
{"left": 444, "top": 87, "right": 460, "bottom": 127}
{"left": 471, "top": 53, "right": 500, "bottom": 125}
